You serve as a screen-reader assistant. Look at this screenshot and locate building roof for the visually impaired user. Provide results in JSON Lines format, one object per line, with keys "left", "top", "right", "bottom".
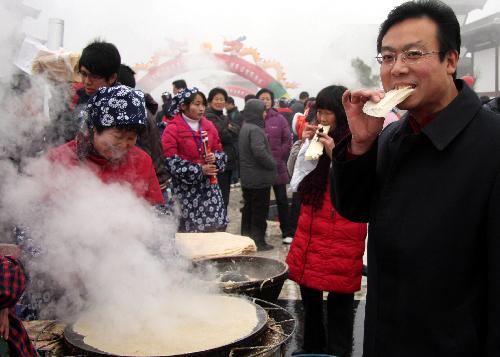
{"left": 462, "top": 12, "right": 500, "bottom": 52}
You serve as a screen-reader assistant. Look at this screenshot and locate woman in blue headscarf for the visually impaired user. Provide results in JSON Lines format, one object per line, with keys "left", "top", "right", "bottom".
{"left": 48, "top": 85, "right": 164, "bottom": 205}
{"left": 161, "top": 87, "right": 228, "bottom": 232}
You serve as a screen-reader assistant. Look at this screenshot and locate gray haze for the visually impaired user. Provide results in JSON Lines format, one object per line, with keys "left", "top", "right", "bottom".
{"left": 0, "top": 0, "right": 221, "bottom": 332}
{"left": 20, "top": 0, "right": 500, "bottom": 100}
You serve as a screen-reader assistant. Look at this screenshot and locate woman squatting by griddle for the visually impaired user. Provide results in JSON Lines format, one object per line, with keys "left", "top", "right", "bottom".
{"left": 16, "top": 85, "right": 164, "bottom": 321}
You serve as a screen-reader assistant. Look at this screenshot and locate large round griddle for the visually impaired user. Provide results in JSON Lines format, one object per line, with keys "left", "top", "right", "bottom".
{"left": 192, "top": 256, "right": 289, "bottom": 302}
{"left": 64, "top": 296, "right": 268, "bottom": 357}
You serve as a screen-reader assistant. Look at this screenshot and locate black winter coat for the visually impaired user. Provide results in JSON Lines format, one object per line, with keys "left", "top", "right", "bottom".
{"left": 205, "top": 107, "right": 239, "bottom": 171}
{"left": 331, "top": 81, "right": 500, "bottom": 357}
{"left": 238, "top": 111, "right": 276, "bottom": 189}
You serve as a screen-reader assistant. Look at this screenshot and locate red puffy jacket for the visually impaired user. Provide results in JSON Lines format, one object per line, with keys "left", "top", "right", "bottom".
{"left": 48, "top": 140, "right": 164, "bottom": 205}
{"left": 286, "top": 183, "right": 367, "bottom": 293}
{"left": 162, "top": 113, "right": 222, "bottom": 162}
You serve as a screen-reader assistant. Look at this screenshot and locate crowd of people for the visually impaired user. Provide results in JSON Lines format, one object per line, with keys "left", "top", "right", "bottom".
{"left": 2, "top": 0, "right": 500, "bottom": 356}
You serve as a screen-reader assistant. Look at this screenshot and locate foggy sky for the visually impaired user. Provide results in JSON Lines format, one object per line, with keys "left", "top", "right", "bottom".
{"left": 20, "top": 0, "right": 500, "bottom": 99}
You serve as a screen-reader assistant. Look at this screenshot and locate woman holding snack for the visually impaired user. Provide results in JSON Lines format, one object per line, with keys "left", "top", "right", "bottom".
{"left": 162, "top": 87, "right": 228, "bottom": 232}
{"left": 286, "top": 85, "right": 367, "bottom": 357}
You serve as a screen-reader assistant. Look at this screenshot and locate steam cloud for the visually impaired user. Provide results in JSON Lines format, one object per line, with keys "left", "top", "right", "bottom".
{"left": 0, "top": 0, "right": 221, "bottom": 342}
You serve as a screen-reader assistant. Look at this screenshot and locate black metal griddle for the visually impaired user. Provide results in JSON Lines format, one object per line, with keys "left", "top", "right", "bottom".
{"left": 64, "top": 296, "right": 269, "bottom": 357}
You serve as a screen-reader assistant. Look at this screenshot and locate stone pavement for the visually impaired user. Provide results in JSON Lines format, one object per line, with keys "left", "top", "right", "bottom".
{"left": 226, "top": 186, "right": 367, "bottom": 356}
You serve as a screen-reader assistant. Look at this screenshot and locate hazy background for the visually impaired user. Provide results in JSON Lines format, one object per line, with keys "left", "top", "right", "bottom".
{"left": 12, "top": 0, "right": 500, "bottom": 97}
{"left": 18, "top": 0, "right": 500, "bottom": 99}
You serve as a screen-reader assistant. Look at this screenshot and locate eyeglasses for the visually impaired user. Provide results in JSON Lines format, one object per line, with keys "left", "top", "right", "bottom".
{"left": 375, "top": 50, "right": 443, "bottom": 66}
{"left": 79, "top": 70, "right": 105, "bottom": 81}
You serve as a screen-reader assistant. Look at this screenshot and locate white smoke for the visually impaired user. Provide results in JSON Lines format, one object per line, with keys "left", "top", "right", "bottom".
{"left": 0, "top": 0, "right": 220, "bottom": 339}
{"left": 0, "top": 156, "right": 215, "bottom": 327}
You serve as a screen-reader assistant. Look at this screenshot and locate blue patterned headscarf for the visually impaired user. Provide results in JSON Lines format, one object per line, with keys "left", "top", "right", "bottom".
{"left": 85, "top": 85, "right": 147, "bottom": 129}
{"left": 167, "top": 87, "right": 200, "bottom": 116}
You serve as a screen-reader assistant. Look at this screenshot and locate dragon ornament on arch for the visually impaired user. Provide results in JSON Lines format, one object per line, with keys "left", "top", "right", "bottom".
{"left": 133, "top": 36, "right": 297, "bottom": 99}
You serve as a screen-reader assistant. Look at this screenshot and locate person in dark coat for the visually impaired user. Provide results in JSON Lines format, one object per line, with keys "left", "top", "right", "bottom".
{"left": 226, "top": 96, "right": 242, "bottom": 185}
{"left": 484, "top": 96, "right": 500, "bottom": 114}
{"left": 330, "top": 2, "right": 500, "bottom": 356}
{"left": 117, "top": 65, "right": 170, "bottom": 194}
{"left": 256, "top": 88, "right": 293, "bottom": 243}
{"left": 205, "top": 88, "right": 240, "bottom": 209}
{"left": 238, "top": 99, "right": 277, "bottom": 251}
{"left": 225, "top": 96, "right": 241, "bottom": 125}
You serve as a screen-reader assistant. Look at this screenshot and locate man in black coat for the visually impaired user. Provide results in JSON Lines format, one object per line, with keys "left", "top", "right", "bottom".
{"left": 330, "top": 1, "right": 500, "bottom": 356}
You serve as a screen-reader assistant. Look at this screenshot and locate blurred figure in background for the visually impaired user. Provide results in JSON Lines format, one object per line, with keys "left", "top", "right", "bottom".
{"left": 162, "top": 88, "right": 228, "bottom": 232}
{"left": 171, "top": 79, "right": 187, "bottom": 95}
{"left": 205, "top": 88, "right": 240, "bottom": 210}
{"left": 155, "top": 91, "right": 173, "bottom": 136}
{"left": 226, "top": 96, "right": 242, "bottom": 185}
{"left": 225, "top": 96, "right": 241, "bottom": 125}
{"left": 290, "top": 90, "right": 309, "bottom": 115}
{"left": 117, "top": 64, "right": 170, "bottom": 196}
{"left": 256, "top": 88, "right": 293, "bottom": 244}
{"left": 277, "top": 97, "right": 294, "bottom": 128}
{"left": 239, "top": 99, "right": 276, "bottom": 251}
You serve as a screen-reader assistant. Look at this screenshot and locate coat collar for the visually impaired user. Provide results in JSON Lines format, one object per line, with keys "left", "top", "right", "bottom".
{"left": 391, "top": 80, "right": 481, "bottom": 151}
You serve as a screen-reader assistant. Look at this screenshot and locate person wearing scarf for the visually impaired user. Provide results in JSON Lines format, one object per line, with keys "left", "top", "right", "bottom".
{"left": 48, "top": 85, "right": 164, "bottom": 205}
{"left": 162, "top": 88, "right": 228, "bottom": 232}
{"left": 285, "top": 85, "right": 367, "bottom": 357}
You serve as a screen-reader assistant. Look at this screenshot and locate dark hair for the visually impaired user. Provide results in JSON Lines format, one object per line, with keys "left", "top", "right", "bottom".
{"left": 298, "top": 86, "right": 349, "bottom": 210}
{"left": 180, "top": 91, "right": 207, "bottom": 112}
{"left": 207, "top": 87, "right": 228, "bottom": 103}
{"left": 172, "top": 79, "right": 187, "bottom": 90}
{"left": 305, "top": 99, "right": 316, "bottom": 123}
{"left": 117, "top": 64, "right": 136, "bottom": 88}
{"left": 244, "top": 94, "right": 256, "bottom": 103}
{"left": 144, "top": 93, "right": 158, "bottom": 115}
{"left": 377, "top": 0, "right": 460, "bottom": 63}
{"left": 299, "top": 91, "right": 309, "bottom": 100}
{"left": 78, "top": 40, "right": 121, "bottom": 80}
{"left": 278, "top": 97, "right": 290, "bottom": 108}
{"left": 226, "top": 96, "right": 235, "bottom": 105}
{"left": 315, "top": 85, "right": 349, "bottom": 143}
{"left": 256, "top": 88, "right": 274, "bottom": 105}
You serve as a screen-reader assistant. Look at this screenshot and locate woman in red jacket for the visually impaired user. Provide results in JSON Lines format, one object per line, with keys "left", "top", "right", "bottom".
{"left": 162, "top": 87, "right": 228, "bottom": 232}
{"left": 286, "top": 85, "right": 367, "bottom": 357}
{"left": 48, "top": 85, "right": 164, "bottom": 205}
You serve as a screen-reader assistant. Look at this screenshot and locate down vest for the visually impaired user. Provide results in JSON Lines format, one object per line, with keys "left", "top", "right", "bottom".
{"left": 286, "top": 183, "right": 367, "bottom": 292}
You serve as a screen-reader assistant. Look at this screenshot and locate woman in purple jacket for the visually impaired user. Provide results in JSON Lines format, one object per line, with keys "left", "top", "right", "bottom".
{"left": 256, "top": 89, "right": 293, "bottom": 243}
